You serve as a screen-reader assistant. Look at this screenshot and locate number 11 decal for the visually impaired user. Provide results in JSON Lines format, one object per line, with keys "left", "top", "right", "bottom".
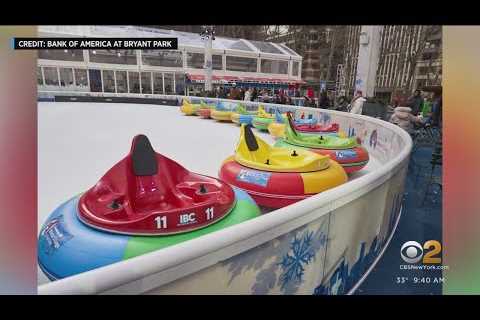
{"left": 154, "top": 216, "right": 167, "bottom": 229}
{"left": 205, "top": 207, "right": 214, "bottom": 220}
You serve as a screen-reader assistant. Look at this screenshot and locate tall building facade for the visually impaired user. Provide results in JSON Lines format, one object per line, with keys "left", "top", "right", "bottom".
{"left": 266, "top": 26, "right": 346, "bottom": 95}
{"left": 337, "top": 26, "right": 362, "bottom": 97}
{"left": 414, "top": 27, "right": 442, "bottom": 91}
{"left": 340, "top": 25, "right": 442, "bottom": 101}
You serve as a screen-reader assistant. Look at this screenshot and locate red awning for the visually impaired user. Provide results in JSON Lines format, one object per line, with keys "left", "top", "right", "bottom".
{"left": 186, "top": 73, "right": 305, "bottom": 85}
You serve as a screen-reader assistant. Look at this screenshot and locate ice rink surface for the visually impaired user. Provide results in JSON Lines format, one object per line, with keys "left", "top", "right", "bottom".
{"left": 38, "top": 102, "right": 380, "bottom": 285}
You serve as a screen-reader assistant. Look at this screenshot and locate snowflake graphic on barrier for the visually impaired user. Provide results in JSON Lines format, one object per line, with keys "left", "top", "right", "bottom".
{"left": 278, "top": 231, "right": 315, "bottom": 289}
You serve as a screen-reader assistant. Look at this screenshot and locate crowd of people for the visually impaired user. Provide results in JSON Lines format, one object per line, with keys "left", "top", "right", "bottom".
{"left": 335, "top": 88, "right": 442, "bottom": 134}
{"left": 207, "top": 85, "right": 303, "bottom": 105}
{"left": 199, "top": 84, "right": 339, "bottom": 107}
{"left": 199, "top": 84, "right": 442, "bottom": 134}
{"left": 388, "top": 89, "right": 442, "bottom": 134}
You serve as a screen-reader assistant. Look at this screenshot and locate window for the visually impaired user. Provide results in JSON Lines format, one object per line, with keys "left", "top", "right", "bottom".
{"left": 292, "top": 61, "right": 300, "bottom": 76}
{"left": 422, "top": 51, "right": 440, "bottom": 61}
{"left": 43, "top": 67, "right": 59, "bottom": 86}
{"left": 175, "top": 73, "right": 185, "bottom": 95}
{"left": 103, "top": 70, "right": 115, "bottom": 93}
{"left": 418, "top": 66, "right": 427, "bottom": 75}
{"left": 228, "top": 41, "right": 253, "bottom": 52}
{"left": 89, "top": 70, "right": 102, "bottom": 92}
{"left": 37, "top": 67, "right": 43, "bottom": 86}
{"left": 74, "top": 69, "right": 88, "bottom": 88}
{"left": 187, "top": 52, "right": 204, "bottom": 69}
{"left": 226, "top": 56, "right": 257, "bottom": 72}
{"left": 38, "top": 49, "right": 84, "bottom": 62}
{"left": 249, "top": 41, "right": 283, "bottom": 54}
{"left": 116, "top": 71, "right": 128, "bottom": 93}
{"left": 430, "top": 39, "right": 441, "bottom": 48}
{"left": 417, "top": 80, "right": 426, "bottom": 88}
{"left": 141, "top": 72, "right": 152, "bottom": 94}
{"left": 59, "top": 68, "right": 74, "bottom": 87}
{"left": 212, "top": 55, "right": 223, "bottom": 70}
{"left": 278, "top": 43, "right": 299, "bottom": 56}
{"left": 260, "top": 59, "right": 288, "bottom": 74}
{"left": 164, "top": 73, "right": 174, "bottom": 94}
{"left": 89, "top": 50, "right": 137, "bottom": 65}
{"left": 128, "top": 72, "right": 140, "bottom": 93}
{"left": 153, "top": 73, "right": 163, "bottom": 94}
{"left": 142, "top": 50, "right": 183, "bottom": 68}
{"left": 418, "top": 66, "right": 441, "bottom": 76}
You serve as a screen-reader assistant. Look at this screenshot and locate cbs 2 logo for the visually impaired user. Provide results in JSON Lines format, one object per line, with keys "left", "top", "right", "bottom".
{"left": 400, "top": 240, "right": 442, "bottom": 264}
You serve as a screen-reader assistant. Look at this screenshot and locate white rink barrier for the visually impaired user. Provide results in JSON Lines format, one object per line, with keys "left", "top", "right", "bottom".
{"left": 38, "top": 94, "right": 411, "bottom": 295}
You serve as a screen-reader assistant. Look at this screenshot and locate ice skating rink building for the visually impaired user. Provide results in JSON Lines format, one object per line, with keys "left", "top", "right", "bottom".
{"left": 37, "top": 26, "right": 304, "bottom": 96}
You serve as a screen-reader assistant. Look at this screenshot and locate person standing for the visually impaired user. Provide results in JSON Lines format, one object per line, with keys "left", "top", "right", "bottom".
{"left": 304, "top": 95, "right": 316, "bottom": 108}
{"left": 251, "top": 87, "right": 258, "bottom": 101}
{"left": 407, "top": 89, "right": 424, "bottom": 116}
{"left": 239, "top": 87, "right": 245, "bottom": 100}
{"left": 430, "top": 90, "right": 442, "bottom": 127}
{"left": 334, "top": 96, "right": 347, "bottom": 112}
{"left": 319, "top": 90, "right": 330, "bottom": 108}
{"left": 279, "top": 89, "right": 286, "bottom": 104}
{"left": 244, "top": 88, "right": 252, "bottom": 101}
{"left": 421, "top": 94, "right": 433, "bottom": 117}
{"left": 386, "top": 96, "right": 400, "bottom": 120}
{"left": 260, "top": 89, "right": 268, "bottom": 103}
{"left": 349, "top": 90, "right": 366, "bottom": 114}
{"left": 389, "top": 105, "right": 422, "bottom": 134}
{"left": 307, "top": 87, "right": 314, "bottom": 100}
{"left": 229, "top": 86, "right": 239, "bottom": 100}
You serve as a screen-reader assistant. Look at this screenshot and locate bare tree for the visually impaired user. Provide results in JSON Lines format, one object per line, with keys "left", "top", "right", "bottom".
{"left": 342, "top": 25, "right": 362, "bottom": 96}
{"left": 214, "top": 25, "right": 267, "bottom": 41}
{"left": 151, "top": 25, "right": 269, "bottom": 41}
{"left": 325, "top": 26, "right": 347, "bottom": 83}
{"left": 325, "top": 27, "right": 337, "bottom": 82}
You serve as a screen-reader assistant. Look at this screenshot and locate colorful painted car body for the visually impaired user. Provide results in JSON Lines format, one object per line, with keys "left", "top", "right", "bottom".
{"left": 219, "top": 125, "right": 347, "bottom": 208}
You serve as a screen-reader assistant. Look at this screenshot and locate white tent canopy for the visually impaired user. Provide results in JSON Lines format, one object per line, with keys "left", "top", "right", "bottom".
{"left": 38, "top": 25, "right": 301, "bottom": 59}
